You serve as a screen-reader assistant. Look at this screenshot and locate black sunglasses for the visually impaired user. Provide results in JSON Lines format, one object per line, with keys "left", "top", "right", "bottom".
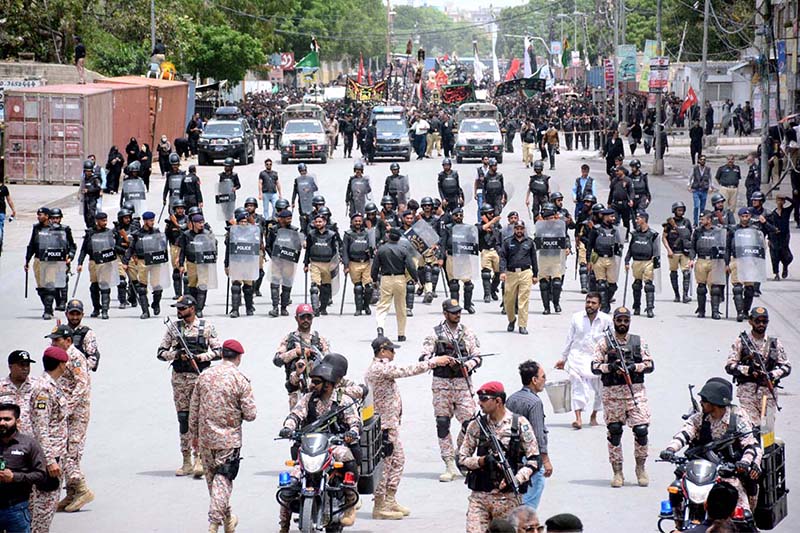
{"left": 310, "top": 379, "right": 323, "bottom": 386}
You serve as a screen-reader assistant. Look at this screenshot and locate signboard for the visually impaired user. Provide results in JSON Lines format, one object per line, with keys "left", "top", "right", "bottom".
{"left": 638, "top": 39, "right": 658, "bottom": 92}
{"left": 550, "top": 41, "right": 562, "bottom": 55}
{"left": 345, "top": 78, "right": 388, "bottom": 102}
{"left": 268, "top": 67, "right": 284, "bottom": 83}
{"left": 604, "top": 58, "right": 615, "bottom": 89}
{"left": 280, "top": 52, "right": 296, "bottom": 71}
{"left": 617, "top": 44, "right": 637, "bottom": 81}
{"left": 441, "top": 83, "right": 476, "bottom": 104}
{"left": 648, "top": 56, "right": 669, "bottom": 92}
{"left": 495, "top": 77, "right": 546, "bottom": 97}
{"left": 0, "top": 78, "right": 43, "bottom": 122}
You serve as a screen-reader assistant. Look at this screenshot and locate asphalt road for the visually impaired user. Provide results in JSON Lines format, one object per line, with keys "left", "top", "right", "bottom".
{"left": 0, "top": 137, "right": 796, "bottom": 533}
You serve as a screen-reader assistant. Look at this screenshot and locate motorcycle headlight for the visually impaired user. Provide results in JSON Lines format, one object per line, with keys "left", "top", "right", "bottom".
{"left": 301, "top": 452, "right": 327, "bottom": 474}
{"left": 684, "top": 481, "right": 712, "bottom": 504}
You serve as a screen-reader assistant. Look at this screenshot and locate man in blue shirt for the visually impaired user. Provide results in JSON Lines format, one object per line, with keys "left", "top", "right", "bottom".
{"left": 572, "top": 165, "right": 598, "bottom": 219}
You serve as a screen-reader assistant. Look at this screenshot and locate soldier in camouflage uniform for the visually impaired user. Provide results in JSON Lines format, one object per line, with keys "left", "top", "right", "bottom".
{"left": 420, "top": 299, "right": 482, "bottom": 482}
{"left": 272, "top": 304, "right": 331, "bottom": 409}
{"left": 65, "top": 299, "right": 100, "bottom": 372}
{"left": 189, "top": 339, "right": 257, "bottom": 533}
{"left": 591, "top": 307, "right": 654, "bottom": 488}
{"left": 46, "top": 324, "right": 94, "bottom": 512}
{"left": 0, "top": 350, "right": 36, "bottom": 433}
{"left": 458, "top": 381, "right": 540, "bottom": 533}
{"left": 725, "top": 306, "right": 791, "bottom": 427}
{"left": 365, "top": 335, "right": 453, "bottom": 519}
{"left": 157, "top": 295, "right": 222, "bottom": 479}
{"left": 29, "top": 346, "right": 69, "bottom": 533}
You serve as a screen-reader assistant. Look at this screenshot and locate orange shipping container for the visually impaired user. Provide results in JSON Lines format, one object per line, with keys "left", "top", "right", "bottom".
{"left": 3, "top": 84, "right": 113, "bottom": 185}
{"left": 93, "top": 82, "right": 151, "bottom": 154}
{"left": 100, "top": 76, "right": 188, "bottom": 149}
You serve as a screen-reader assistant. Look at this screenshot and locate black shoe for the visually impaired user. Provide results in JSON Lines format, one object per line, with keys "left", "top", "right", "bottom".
{"left": 152, "top": 302, "right": 161, "bottom": 316}
{"left": 101, "top": 310, "right": 109, "bottom": 320}
{"left": 269, "top": 307, "right": 279, "bottom": 317}
{"left": 397, "top": 336, "right": 406, "bottom": 342}
{"left": 466, "top": 305, "right": 475, "bottom": 314}
{"left": 782, "top": 267, "right": 789, "bottom": 279}
{"left": 646, "top": 309, "right": 654, "bottom": 318}
{"left": 196, "top": 310, "right": 203, "bottom": 318}
{"left": 281, "top": 307, "right": 289, "bottom": 316}
{"left": 491, "top": 292, "right": 499, "bottom": 301}
{"left": 754, "top": 290, "right": 761, "bottom": 297}
{"left": 355, "top": 309, "right": 362, "bottom": 316}
{"left": 554, "top": 304, "right": 562, "bottom": 313}
{"left": 43, "top": 312, "right": 53, "bottom": 320}
{"left": 507, "top": 321, "right": 516, "bottom": 332}
{"left": 683, "top": 296, "right": 692, "bottom": 303}
{"left": 377, "top": 327, "right": 384, "bottom": 336}
{"left": 711, "top": 311, "right": 721, "bottom": 320}
{"left": 229, "top": 309, "right": 240, "bottom": 318}
{"left": 519, "top": 327, "right": 529, "bottom": 335}
{"left": 406, "top": 309, "right": 413, "bottom": 317}
{"left": 423, "top": 292, "right": 434, "bottom": 304}
{"left": 542, "top": 308, "right": 551, "bottom": 315}
{"left": 484, "top": 295, "right": 491, "bottom": 303}
{"left": 255, "top": 289, "right": 262, "bottom": 297}
{"left": 90, "top": 310, "right": 100, "bottom": 318}
{"left": 673, "top": 296, "right": 680, "bottom": 303}
{"left": 320, "top": 307, "right": 328, "bottom": 315}
{"left": 633, "top": 308, "right": 640, "bottom": 316}
{"left": 363, "top": 306, "right": 371, "bottom": 315}
{"left": 140, "top": 311, "right": 150, "bottom": 320}
{"left": 246, "top": 307, "right": 254, "bottom": 316}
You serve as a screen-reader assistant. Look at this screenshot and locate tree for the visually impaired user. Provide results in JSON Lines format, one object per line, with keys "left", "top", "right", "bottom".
{"left": 392, "top": 5, "right": 490, "bottom": 58}
{"left": 184, "top": 24, "right": 265, "bottom": 81}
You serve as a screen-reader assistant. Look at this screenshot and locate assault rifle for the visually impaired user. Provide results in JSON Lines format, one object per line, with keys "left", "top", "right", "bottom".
{"left": 603, "top": 327, "right": 637, "bottom": 406}
{"left": 739, "top": 332, "right": 781, "bottom": 411}
{"left": 681, "top": 384, "right": 700, "bottom": 420}
{"left": 163, "top": 317, "right": 201, "bottom": 374}
{"left": 474, "top": 414, "right": 520, "bottom": 496}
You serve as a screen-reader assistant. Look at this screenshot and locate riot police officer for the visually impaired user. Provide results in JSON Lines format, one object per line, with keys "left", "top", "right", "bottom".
{"left": 379, "top": 195, "right": 400, "bottom": 231}
{"left": 550, "top": 192, "right": 575, "bottom": 229}
{"left": 482, "top": 159, "right": 506, "bottom": 215}
{"left": 587, "top": 208, "right": 623, "bottom": 313}
{"left": 163, "top": 153, "right": 185, "bottom": 210}
{"left": 265, "top": 209, "right": 302, "bottom": 317}
{"left": 224, "top": 210, "right": 262, "bottom": 318}
{"left": 477, "top": 205, "right": 502, "bottom": 304}
{"left": 165, "top": 199, "right": 189, "bottom": 299}
{"left": 624, "top": 212, "right": 660, "bottom": 318}
{"left": 525, "top": 161, "right": 550, "bottom": 220}
{"left": 608, "top": 166, "right": 634, "bottom": 237}
{"left": 120, "top": 161, "right": 147, "bottom": 215}
{"left": 345, "top": 160, "right": 372, "bottom": 217}
{"left": 291, "top": 163, "right": 319, "bottom": 232}
{"left": 726, "top": 209, "right": 772, "bottom": 321}
{"left": 662, "top": 202, "right": 694, "bottom": 304}
{"left": 342, "top": 213, "right": 375, "bottom": 316}
{"left": 574, "top": 194, "right": 597, "bottom": 293}
{"left": 710, "top": 192, "right": 736, "bottom": 227}
{"left": 179, "top": 214, "right": 218, "bottom": 318}
{"left": 441, "top": 208, "right": 477, "bottom": 314}
{"left": 383, "top": 163, "right": 409, "bottom": 213}
{"left": 438, "top": 159, "right": 463, "bottom": 212}
{"left": 24, "top": 207, "right": 53, "bottom": 317}
{"left": 690, "top": 210, "right": 728, "bottom": 319}
{"left": 123, "top": 211, "right": 168, "bottom": 319}
{"left": 629, "top": 159, "right": 651, "bottom": 211}
{"left": 303, "top": 214, "right": 340, "bottom": 316}
{"left": 535, "top": 206, "right": 570, "bottom": 314}
{"left": 75, "top": 212, "right": 116, "bottom": 319}
{"left": 80, "top": 159, "right": 103, "bottom": 228}
{"left": 45, "top": 208, "right": 78, "bottom": 311}
{"left": 113, "top": 208, "right": 138, "bottom": 308}
{"left": 179, "top": 164, "right": 203, "bottom": 211}
{"left": 243, "top": 197, "right": 268, "bottom": 296}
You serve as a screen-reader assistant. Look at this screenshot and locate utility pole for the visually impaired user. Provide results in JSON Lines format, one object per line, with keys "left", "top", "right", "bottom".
{"left": 758, "top": 0, "right": 772, "bottom": 185}
{"left": 699, "top": 0, "right": 709, "bottom": 109}
{"left": 613, "top": 0, "right": 620, "bottom": 122}
{"left": 386, "top": 0, "right": 393, "bottom": 66}
{"left": 150, "top": 0, "right": 156, "bottom": 51}
{"left": 653, "top": 0, "right": 664, "bottom": 175}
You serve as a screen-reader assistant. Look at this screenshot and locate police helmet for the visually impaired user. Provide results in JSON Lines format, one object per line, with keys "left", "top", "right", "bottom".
{"left": 442, "top": 158, "right": 452, "bottom": 166}
{"left": 389, "top": 163, "right": 400, "bottom": 171}
{"left": 244, "top": 197, "right": 258, "bottom": 207}
{"left": 480, "top": 204, "right": 495, "bottom": 215}
{"left": 698, "top": 378, "right": 733, "bottom": 407}
{"left": 233, "top": 207, "right": 247, "bottom": 220}
{"left": 83, "top": 159, "right": 94, "bottom": 171}
{"left": 275, "top": 198, "right": 290, "bottom": 210}
{"left": 533, "top": 160, "right": 544, "bottom": 171}
{"left": 127, "top": 161, "right": 141, "bottom": 173}
{"left": 591, "top": 203, "right": 606, "bottom": 215}
{"left": 321, "top": 353, "right": 349, "bottom": 382}
{"left": 433, "top": 198, "right": 442, "bottom": 209}
{"left": 122, "top": 201, "right": 136, "bottom": 212}
{"left": 629, "top": 159, "right": 641, "bottom": 168}
{"left": 540, "top": 206, "right": 556, "bottom": 218}
{"left": 308, "top": 363, "right": 337, "bottom": 384}
{"left": 671, "top": 201, "right": 686, "bottom": 213}
{"left": 750, "top": 191, "right": 765, "bottom": 202}
{"left": 117, "top": 208, "right": 132, "bottom": 219}
{"left": 187, "top": 207, "right": 203, "bottom": 217}
{"left": 172, "top": 199, "right": 186, "bottom": 209}
{"left": 488, "top": 158, "right": 498, "bottom": 166}
{"left": 710, "top": 193, "right": 725, "bottom": 205}
{"left": 312, "top": 195, "right": 326, "bottom": 206}
{"left": 550, "top": 192, "right": 564, "bottom": 202}
{"left": 169, "top": 153, "right": 181, "bottom": 165}
{"left": 317, "top": 206, "right": 331, "bottom": 217}
{"left": 541, "top": 202, "right": 557, "bottom": 213}
{"left": 353, "top": 160, "right": 365, "bottom": 171}
{"left": 49, "top": 208, "right": 63, "bottom": 218}
{"left": 297, "top": 162, "right": 308, "bottom": 172}
{"left": 583, "top": 194, "right": 597, "bottom": 204}
{"left": 223, "top": 157, "right": 235, "bottom": 167}
{"left": 420, "top": 196, "right": 434, "bottom": 207}
{"left": 364, "top": 202, "right": 378, "bottom": 214}
{"left": 381, "top": 195, "right": 395, "bottom": 206}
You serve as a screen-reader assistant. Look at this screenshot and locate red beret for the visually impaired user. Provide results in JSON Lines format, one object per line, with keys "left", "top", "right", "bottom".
{"left": 43, "top": 346, "right": 69, "bottom": 362}
{"left": 222, "top": 339, "right": 244, "bottom": 355}
{"left": 477, "top": 381, "right": 505, "bottom": 396}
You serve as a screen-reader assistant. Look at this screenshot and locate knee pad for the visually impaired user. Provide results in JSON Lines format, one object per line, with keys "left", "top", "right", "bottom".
{"left": 710, "top": 285, "right": 723, "bottom": 297}
{"left": 436, "top": 416, "right": 451, "bottom": 439}
{"left": 552, "top": 277, "right": 562, "bottom": 289}
{"left": 448, "top": 279, "right": 459, "bottom": 293}
{"left": 177, "top": 411, "right": 190, "bottom": 434}
{"left": 231, "top": 283, "right": 242, "bottom": 295}
{"left": 696, "top": 284, "right": 707, "bottom": 296}
{"left": 633, "top": 424, "right": 649, "bottom": 446}
{"left": 431, "top": 265, "right": 440, "bottom": 277}
{"left": 579, "top": 264, "right": 588, "bottom": 275}
{"left": 644, "top": 281, "right": 655, "bottom": 293}
{"left": 632, "top": 279, "right": 643, "bottom": 291}
{"left": 464, "top": 280, "right": 474, "bottom": 289}
{"left": 732, "top": 284, "right": 744, "bottom": 297}
{"left": 172, "top": 270, "right": 181, "bottom": 282}
{"left": 606, "top": 422, "right": 624, "bottom": 446}
{"left": 539, "top": 277, "right": 550, "bottom": 290}
{"left": 481, "top": 269, "right": 492, "bottom": 282}
{"left": 598, "top": 280, "right": 608, "bottom": 291}
{"left": 406, "top": 280, "right": 416, "bottom": 291}
{"left": 310, "top": 283, "right": 320, "bottom": 294}
{"left": 354, "top": 282, "right": 364, "bottom": 294}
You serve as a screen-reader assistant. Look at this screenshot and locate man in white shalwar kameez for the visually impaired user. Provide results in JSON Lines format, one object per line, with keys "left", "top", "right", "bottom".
{"left": 556, "top": 292, "right": 612, "bottom": 428}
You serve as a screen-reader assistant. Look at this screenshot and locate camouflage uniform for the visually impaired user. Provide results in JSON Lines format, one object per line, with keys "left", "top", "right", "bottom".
{"left": 58, "top": 344, "right": 91, "bottom": 487}
{"left": 72, "top": 326, "right": 100, "bottom": 371}
{"left": 29, "top": 372, "right": 69, "bottom": 533}
{"left": 420, "top": 323, "right": 481, "bottom": 460}
{"left": 365, "top": 357, "right": 436, "bottom": 499}
{"left": 666, "top": 406, "right": 762, "bottom": 510}
{"left": 189, "top": 361, "right": 257, "bottom": 527}
{"left": 591, "top": 335, "right": 654, "bottom": 464}
{"left": 273, "top": 330, "right": 330, "bottom": 409}
{"left": 0, "top": 375, "right": 34, "bottom": 433}
{"left": 725, "top": 332, "right": 791, "bottom": 424}
{"left": 157, "top": 318, "right": 222, "bottom": 455}
{"left": 458, "top": 410, "right": 540, "bottom": 533}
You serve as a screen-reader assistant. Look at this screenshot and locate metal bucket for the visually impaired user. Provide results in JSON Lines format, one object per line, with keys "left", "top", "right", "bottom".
{"left": 545, "top": 380, "right": 572, "bottom": 414}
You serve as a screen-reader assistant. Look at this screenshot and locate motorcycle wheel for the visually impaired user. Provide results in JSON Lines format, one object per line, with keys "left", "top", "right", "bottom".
{"left": 300, "top": 497, "right": 317, "bottom": 533}
{"left": 657, "top": 517, "right": 675, "bottom": 533}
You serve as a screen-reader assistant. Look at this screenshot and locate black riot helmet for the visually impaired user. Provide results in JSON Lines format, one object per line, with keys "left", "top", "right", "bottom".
{"left": 750, "top": 191, "right": 765, "bottom": 203}
{"left": 312, "top": 195, "right": 326, "bottom": 207}
{"left": 550, "top": 191, "right": 564, "bottom": 202}
{"left": 117, "top": 208, "right": 132, "bottom": 220}
{"left": 275, "top": 198, "right": 290, "bottom": 211}
{"left": 629, "top": 159, "right": 641, "bottom": 168}
{"left": 244, "top": 197, "right": 258, "bottom": 207}
{"left": 169, "top": 153, "right": 180, "bottom": 165}
{"left": 49, "top": 208, "right": 63, "bottom": 218}
{"left": 480, "top": 204, "right": 495, "bottom": 215}
{"left": 187, "top": 206, "right": 203, "bottom": 217}
{"left": 389, "top": 163, "right": 400, "bottom": 171}
{"left": 83, "top": 159, "right": 94, "bottom": 171}
{"left": 442, "top": 158, "right": 452, "bottom": 167}
{"left": 672, "top": 201, "right": 686, "bottom": 214}
{"left": 223, "top": 157, "right": 235, "bottom": 168}
{"left": 698, "top": 378, "right": 733, "bottom": 407}
{"left": 591, "top": 203, "right": 606, "bottom": 215}
{"left": 317, "top": 206, "right": 332, "bottom": 218}
{"left": 321, "top": 353, "right": 349, "bottom": 382}
{"left": 309, "top": 363, "right": 337, "bottom": 384}
{"left": 582, "top": 194, "right": 597, "bottom": 204}
{"left": 364, "top": 202, "right": 378, "bottom": 214}
{"left": 353, "top": 160, "right": 365, "bottom": 171}
{"left": 533, "top": 160, "right": 544, "bottom": 171}
{"left": 297, "top": 162, "right": 308, "bottom": 172}
{"left": 710, "top": 193, "right": 725, "bottom": 205}
{"left": 172, "top": 199, "right": 186, "bottom": 209}
{"left": 381, "top": 195, "right": 395, "bottom": 207}
{"left": 127, "top": 161, "right": 141, "bottom": 173}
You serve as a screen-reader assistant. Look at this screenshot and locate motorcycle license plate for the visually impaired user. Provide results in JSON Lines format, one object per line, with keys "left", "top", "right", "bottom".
{"left": 302, "top": 488, "right": 316, "bottom": 496}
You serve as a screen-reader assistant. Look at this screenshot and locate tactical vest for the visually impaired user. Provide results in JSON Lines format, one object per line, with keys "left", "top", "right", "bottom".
{"left": 697, "top": 411, "right": 743, "bottom": 463}
{"left": 628, "top": 230, "right": 656, "bottom": 260}
{"left": 465, "top": 414, "right": 526, "bottom": 493}
{"left": 386, "top": 175, "right": 405, "bottom": 196}
{"left": 307, "top": 231, "right": 336, "bottom": 263}
{"left": 529, "top": 175, "right": 549, "bottom": 195}
{"left": 71, "top": 326, "right": 99, "bottom": 362}
{"left": 346, "top": 230, "right": 371, "bottom": 261}
{"left": 733, "top": 335, "right": 781, "bottom": 385}
{"left": 694, "top": 228, "right": 722, "bottom": 258}
{"left": 440, "top": 172, "right": 460, "bottom": 198}
{"left": 666, "top": 219, "right": 691, "bottom": 251}
{"left": 600, "top": 335, "right": 644, "bottom": 387}
{"left": 284, "top": 332, "right": 323, "bottom": 379}
{"left": 631, "top": 173, "right": 648, "bottom": 195}
{"left": 594, "top": 226, "right": 619, "bottom": 257}
{"left": 172, "top": 319, "right": 210, "bottom": 373}
{"left": 484, "top": 174, "right": 503, "bottom": 196}
{"left": 432, "top": 325, "right": 470, "bottom": 379}
{"left": 307, "top": 397, "right": 346, "bottom": 435}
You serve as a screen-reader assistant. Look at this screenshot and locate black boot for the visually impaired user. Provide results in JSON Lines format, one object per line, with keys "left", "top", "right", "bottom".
{"left": 370, "top": 279, "right": 380, "bottom": 304}
{"left": 100, "top": 289, "right": 111, "bottom": 320}
{"left": 540, "top": 278, "right": 551, "bottom": 314}
{"left": 682, "top": 271, "right": 692, "bottom": 303}
{"left": 551, "top": 277, "right": 563, "bottom": 313}
{"left": 40, "top": 289, "right": 53, "bottom": 320}
{"left": 644, "top": 282, "right": 655, "bottom": 318}
{"left": 753, "top": 281, "right": 761, "bottom": 297}
{"left": 405, "top": 281, "right": 415, "bottom": 316}
{"left": 127, "top": 281, "right": 138, "bottom": 307}
{"left": 310, "top": 283, "right": 321, "bottom": 316}
{"left": 319, "top": 284, "right": 331, "bottom": 315}
{"left": 632, "top": 280, "right": 642, "bottom": 315}
{"left": 448, "top": 279, "right": 460, "bottom": 302}
{"left": 588, "top": 270, "right": 598, "bottom": 292}
{"left": 481, "top": 270, "right": 492, "bottom": 303}
{"left": 55, "top": 287, "right": 67, "bottom": 311}
{"left": 280, "top": 286, "right": 291, "bottom": 315}
{"left": 254, "top": 269, "right": 265, "bottom": 297}
{"left": 118, "top": 281, "right": 129, "bottom": 309}
{"left": 182, "top": 273, "right": 189, "bottom": 297}
{"left": 733, "top": 284, "right": 745, "bottom": 322}
{"left": 743, "top": 285, "right": 755, "bottom": 317}
{"left": 598, "top": 280, "right": 610, "bottom": 313}
{"left": 229, "top": 283, "right": 242, "bottom": 318}
{"left": 430, "top": 266, "right": 441, "bottom": 298}
{"left": 608, "top": 283, "right": 618, "bottom": 306}
{"left": 491, "top": 272, "right": 501, "bottom": 300}
{"left": 243, "top": 284, "right": 255, "bottom": 315}
{"left": 670, "top": 271, "right": 680, "bottom": 302}
{"left": 90, "top": 282, "right": 101, "bottom": 317}
{"left": 363, "top": 283, "right": 373, "bottom": 315}
{"left": 152, "top": 289, "right": 162, "bottom": 316}
{"left": 695, "top": 284, "right": 707, "bottom": 318}
{"left": 354, "top": 283, "right": 364, "bottom": 316}
{"left": 710, "top": 285, "right": 722, "bottom": 320}
{"left": 463, "top": 281, "right": 476, "bottom": 314}
{"left": 269, "top": 283, "right": 280, "bottom": 317}
{"left": 172, "top": 270, "right": 182, "bottom": 300}
{"left": 195, "top": 289, "right": 207, "bottom": 318}
{"left": 138, "top": 285, "right": 150, "bottom": 319}
{"left": 579, "top": 264, "right": 589, "bottom": 294}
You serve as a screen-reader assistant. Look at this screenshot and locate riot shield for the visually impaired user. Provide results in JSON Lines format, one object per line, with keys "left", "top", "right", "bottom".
{"left": 270, "top": 228, "right": 303, "bottom": 286}
{"left": 216, "top": 180, "right": 236, "bottom": 222}
{"left": 91, "top": 231, "right": 118, "bottom": 290}
{"left": 349, "top": 177, "right": 371, "bottom": 216}
{"left": 121, "top": 177, "right": 147, "bottom": 215}
{"left": 141, "top": 232, "right": 170, "bottom": 291}
{"left": 296, "top": 175, "right": 317, "bottom": 214}
{"left": 328, "top": 254, "right": 341, "bottom": 296}
{"left": 534, "top": 219, "right": 568, "bottom": 278}
{"left": 191, "top": 233, "right": 218, "bottom": 290}
{"left": 168, "top": 174, "right": 184, "bottom": 210}
{"left": 709, "top": 227, "right": 728, "bottom": 286}
{"left": 735, "top": 227, "right": 766, "bottom": 283}
{"left": 228, "top": 225, "right": 261, "bottom": 281}
{"left": 390, "top": 175, "right": 410, "bottom": 206}
{"left": 405, "top": 219, "right": 440, "bottom": 255}
{"left": 451, "top": 223, "right": 478, "bottom": 279}
{"left": 367, "top": 226, "right": 378, "bottom": 249}
{"left": 38, "top": 228, "right": 68, "bottom": 263}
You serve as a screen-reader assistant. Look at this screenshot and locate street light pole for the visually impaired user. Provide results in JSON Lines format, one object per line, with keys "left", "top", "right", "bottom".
{"left": 613, "top": 0, "right": 620, "bottom": 122}
{"left": 150, "top": 0, "right": 156, "bottom": 51}
{"left": 653, "top": 0, "right": 664, "bottom": 175}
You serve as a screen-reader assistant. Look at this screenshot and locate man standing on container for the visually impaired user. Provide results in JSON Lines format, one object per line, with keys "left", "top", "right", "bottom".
{"left": 74, "top": 37, "right": 86, "bottom": 84}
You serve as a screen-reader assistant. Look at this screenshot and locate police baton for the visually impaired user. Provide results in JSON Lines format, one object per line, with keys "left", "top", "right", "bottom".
{"left": 157, "top": 203, "right": 167, "bottom": 224}
{"left": 339, "top": 275, "right": 347, "bottom": 315}
{"left": 24, "top": 267, "right": 29, "bottom": 299}
{"left": 725, "top": 272, "right": 730, "bottom": 319}
{"left": 72, "top": 270, "right": 82, "bottom": 298}
{"left": 622, "top": 266, "right": 629, "bottom": 307}
{"left": 225, "top": 276, "right": 230, "bottom": 315}
{"left": 304, "top": 270, "right": 309, "bottom": 304}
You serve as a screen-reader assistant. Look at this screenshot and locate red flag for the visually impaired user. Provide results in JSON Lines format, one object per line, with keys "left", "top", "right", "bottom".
{"left": 358, "top": 54, "right": 364, "bottom": 84}
{"left": 505, "top": 58, "right": 521, "bottom": 81}
{"left": 679, "top": 86, "right": 698, "bottom": 119}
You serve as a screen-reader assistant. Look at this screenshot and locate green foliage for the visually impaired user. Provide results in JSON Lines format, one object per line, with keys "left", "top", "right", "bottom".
{"left": 83, "top": 29, "right": 150, "bottom": 77}
{"left": 183, "top": 24, "right": 266, "bottom": 81}
{"left": 392, "top": 5, "right": 489, "bottom": 58}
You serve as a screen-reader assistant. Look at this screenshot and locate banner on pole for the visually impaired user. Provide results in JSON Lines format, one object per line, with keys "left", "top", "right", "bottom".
{"left": 638, "top": 39, "right": 658, "bottom": 92}
{"left": 345, "top": 78, "right": 387, "bottom": 102}
{"left": 648, "top": 56, "right": 669, "bottom": 93}
{"left": 440, "top": 84, "right": 476, "bottom": 104}
{"left": 617, "top": 44, "right": 637, "bottom": 81}
{"left": 494, "top": 77, "right": 546, "bottom": 97}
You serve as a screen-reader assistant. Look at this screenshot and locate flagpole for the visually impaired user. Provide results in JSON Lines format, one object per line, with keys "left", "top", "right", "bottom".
{"left": 653, "top": 0, "right": 664, "bottom": 175}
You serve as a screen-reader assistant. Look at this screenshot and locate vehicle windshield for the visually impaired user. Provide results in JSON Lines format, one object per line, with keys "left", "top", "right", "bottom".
{"left": 284, "top": 121, "right": 324, "bottom": 134}
{"left": 459, "top": 120, "right": 499, "bottom": 133}
{"left": 203, "top": 123, "right": 242, "bottom": 136}
{"left": 376, "top": 119, "right": 408, "bottom": 135}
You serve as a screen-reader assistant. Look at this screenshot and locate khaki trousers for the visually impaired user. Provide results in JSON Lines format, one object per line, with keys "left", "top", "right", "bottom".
{"left": 503, "top": 269, "right": 532, "bottom": 327}
{"left": 720, "top": 185, "right": 739, "bottom": 211}
{"left": 376, "top": 274, "right": 407, "bottom": 336}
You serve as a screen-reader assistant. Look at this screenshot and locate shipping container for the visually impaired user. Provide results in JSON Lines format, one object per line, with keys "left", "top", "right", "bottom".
{"left": 3, "top": 84, "right": 113, "bottom": 185}
{"left": 93, "top": 82, "right": 151, "bottom": 154}
{"left": 100, "top": 77, "right": 189, "bottom": 149}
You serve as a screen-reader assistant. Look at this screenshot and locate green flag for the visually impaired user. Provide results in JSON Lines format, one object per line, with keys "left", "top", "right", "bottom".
{"left": 561, "top": 38, "right": 570, "bottom": 68}
{"left": 296, "top": 50, "right": 320, "bottom": 69}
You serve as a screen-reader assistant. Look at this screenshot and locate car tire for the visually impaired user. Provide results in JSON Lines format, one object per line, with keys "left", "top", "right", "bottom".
{"left": 320, "top": 154, "right": 328, "bottom": 164}
{"left": 281, "top": 156, "right": 289, "bottom": 165}
{"left": 456, "top": 155, "right": 463, "bottom": 164}
{"left": 238, "top": 149, "right": 247, "bottom": 166}
{"left": 403, "top": 154, "right": 411, "bottom": 162}
{"left": 197, "top": 152, "right": 207, "bottom": 166}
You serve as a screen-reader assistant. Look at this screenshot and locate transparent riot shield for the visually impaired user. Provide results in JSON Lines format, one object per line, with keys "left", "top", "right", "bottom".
{"left": 451, "top": 223, "right": 478, "bottom": 279}
{"left": 391, "top": 175, "right": 410, "bottom": 206}
{"left": 367, "top": 226, "right": 378, "bottom": 249}
{"left": 405, "top": 219, "right": 440, "bottom": 255}
{"left": 141, "top": 232, "right": 170, "bottom": 291}
{"left": 709, "top": 227, "right": 728, "bottom": 286}
{"left": 270, "top": 228, "right": 303, "bottom": 286}
{"left": 90, "top": 231, "right": 118, "bottom": 290}
{"left": 534, "top": 219, "right": 568, "bottom": 278}
{"left": 191, "top": 233, "right": 218, "bottom": 290}
{"left": 349, "top": 177, "right": 371, "bottom": 216}
{"left": 735, "top": 227, "right": 766, "bottom": 283}
{"left": 328, "top": 254, "right": 341, "bottom": 296}
{"left": 296, "top": 175, "right": 317, "bottom": 214}
{"left": 228, "top": 225, "right": 261, "bottom": 281}
{"left": 216, "top": 180, "right": 236, "bottom": 222}
{"left": 121, "top": 177, "right": 147, "bottom": 215}
{"left": 168, "top": 174, "right": 184, "bottom": 211}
